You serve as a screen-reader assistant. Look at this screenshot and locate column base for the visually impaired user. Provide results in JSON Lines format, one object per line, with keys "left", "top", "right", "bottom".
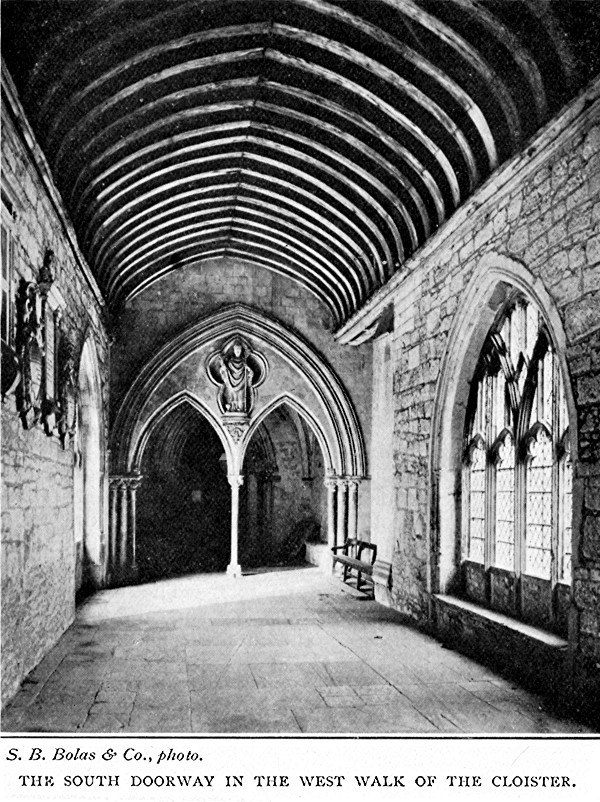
{"left": 226, "top": 563, "right": 242, "bottom": 578}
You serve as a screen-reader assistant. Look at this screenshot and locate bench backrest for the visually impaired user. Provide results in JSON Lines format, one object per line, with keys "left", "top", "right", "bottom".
{"left": 344, "top": 538, "right": 377, "bottom": 564}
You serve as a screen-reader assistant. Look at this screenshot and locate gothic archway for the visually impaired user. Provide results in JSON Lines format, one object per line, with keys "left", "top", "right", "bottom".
{"left": 240, "top": 399, "right": 327, "bottom": 569}
{"left": 136, "top": 398, "right": 230, "bottom": 580}
{"left": 111, "top": 305, "right": 367, "bottom": 580}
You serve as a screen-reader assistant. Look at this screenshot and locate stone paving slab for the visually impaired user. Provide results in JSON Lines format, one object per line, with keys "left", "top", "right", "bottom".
{"left": 1, "top": 566, "right": 593, "bottom": 734}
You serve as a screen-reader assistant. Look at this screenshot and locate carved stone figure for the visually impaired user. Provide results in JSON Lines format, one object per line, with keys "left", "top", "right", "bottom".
{"left": 207, "top": 335, "right": 267, "bottom": 416}
{"left": 16, "top": 279, "right": 43, "bottom": 429}
{"left": 58, "top": 336, "right": 78, "bottom": 447}
{"left": 218, "top": 338, "right": 253, "bottom": 413}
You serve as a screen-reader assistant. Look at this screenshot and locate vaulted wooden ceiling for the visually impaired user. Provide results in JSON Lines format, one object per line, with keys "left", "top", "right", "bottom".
{"left": 3, "top": 1, "right": 599, "bottom": 325}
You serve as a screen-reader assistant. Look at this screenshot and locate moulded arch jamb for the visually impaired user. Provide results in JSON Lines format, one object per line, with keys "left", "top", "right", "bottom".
{"left": 430, "top": 252, "right": 579, "bottom": 599}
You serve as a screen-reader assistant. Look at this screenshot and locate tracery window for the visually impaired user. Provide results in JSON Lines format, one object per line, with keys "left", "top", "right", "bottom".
{"left": 462, "top": 292, "right": 572, "bottom": 634}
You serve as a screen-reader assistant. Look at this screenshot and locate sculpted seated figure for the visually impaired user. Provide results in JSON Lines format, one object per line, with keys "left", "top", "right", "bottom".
{"left": 219, "top": 339, "right": 253, "bottom": 413}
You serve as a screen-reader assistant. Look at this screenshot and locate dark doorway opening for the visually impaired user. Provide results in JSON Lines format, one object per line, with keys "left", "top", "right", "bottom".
{"left": 240, "top": 404, "right": 327, "bottom": 569}
{"left": 137, "top": 405, "right": 230, "bottom": 580}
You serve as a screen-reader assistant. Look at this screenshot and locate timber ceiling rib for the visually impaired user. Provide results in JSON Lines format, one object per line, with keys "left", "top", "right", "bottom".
{"left": 2, "top": 0, "right": 598, "bottom": 326}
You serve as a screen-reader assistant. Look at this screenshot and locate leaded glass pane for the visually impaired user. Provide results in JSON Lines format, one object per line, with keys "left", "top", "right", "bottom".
{"left": 469, "top": 441, "right": 486, "bottom": 563}
{"left": 493, "top": 371, "right": 507, "bottom": 438}
{"left": 509, "top": 303, "right": 521, "bottom": 370}
{"left": 495, "top": 436, "right": 514, "bottom": 570}
{"left": 542, "top": 349, "right": 554, "bottom": 424}
{"left": 526, "top": 301, "right": 538, "bottom": 360}
{"left": 561, "top": 456, "right": 572, "bottom": 583}
{"left": 526, "top": 428, "right": 553, "bottom": 578}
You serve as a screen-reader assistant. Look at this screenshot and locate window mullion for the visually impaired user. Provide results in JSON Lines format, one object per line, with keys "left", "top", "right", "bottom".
{"left": 514, "top": 425, "right": 526, "bottom": 620}
{"left": 485, "top": 373, "right": 496, "bottom": 572}
{"left": 551, "top": 354, "right": 560, "bottom": 592}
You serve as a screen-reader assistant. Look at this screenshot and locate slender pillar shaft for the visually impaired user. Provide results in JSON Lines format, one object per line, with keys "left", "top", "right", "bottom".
{"left": 247, "top": 474, "right": 258, "bottom": 559}
{"left": 347, "top": 479, "right": 359, "bottom": 541}
{"left": 325, "top": 478, "right": 337, "bottom": 548}
{"left": 336, "top": 479, "right": 348, "bottom": 548}
{"left": 227, "top": 474, "right": 244, "bottom": 577}
{"left": 118, "top": 483, "right": 128, "bottom": 569}
{"left": 109, "top": 481, "right": 118, "bottom": 573}
{"left": 130, "top": 485, "right": 138, "bottom": 572}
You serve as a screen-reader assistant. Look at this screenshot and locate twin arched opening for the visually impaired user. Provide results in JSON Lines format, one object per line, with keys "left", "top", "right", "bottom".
{"left": 109, "top": 305, "right": 365, "bottom": 583}
{"left": 131, "top": 394, "right": 329, "bottom": 582}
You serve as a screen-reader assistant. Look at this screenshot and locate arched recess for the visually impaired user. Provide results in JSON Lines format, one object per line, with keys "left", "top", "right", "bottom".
{"left": 135, "top": 392, "right": 231, "bottom": 580}
{"left": 240, "top": 396, "right": 330, "bottom": 566}
{"left": 111, "top": 303, "right": 366, "bottom": 480}
{"left": 76, "top": 333, "right": 106, "bottom": 591}
{"left": 430, "top": 253, "right": 579, "bottom": 603}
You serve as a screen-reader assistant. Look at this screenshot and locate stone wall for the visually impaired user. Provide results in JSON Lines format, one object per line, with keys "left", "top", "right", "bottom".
{"left": 357, "top": 80, "right": 600, "bottom": 718}
{"left": 1, "top": 72, "right": 108, "bottom": 707}
{"left": 111, "top": 259, "right": 372, "bottom": 433}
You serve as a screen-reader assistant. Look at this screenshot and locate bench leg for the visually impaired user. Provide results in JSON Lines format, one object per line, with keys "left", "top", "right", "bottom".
{"left": 357, "top": 571, "right": 362, "bottom": 591}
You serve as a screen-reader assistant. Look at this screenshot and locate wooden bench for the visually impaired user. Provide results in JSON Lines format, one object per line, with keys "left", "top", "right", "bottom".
{"left": 331, "top": 538, "right": 377, "bottom": 594}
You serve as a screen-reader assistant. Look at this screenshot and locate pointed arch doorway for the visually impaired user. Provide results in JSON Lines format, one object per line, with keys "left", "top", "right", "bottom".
{"left": 135, "top": 401, "right": 231, "bottom": 581}
{"left": 240, "top": 401, "right": 328, "bottom": 570}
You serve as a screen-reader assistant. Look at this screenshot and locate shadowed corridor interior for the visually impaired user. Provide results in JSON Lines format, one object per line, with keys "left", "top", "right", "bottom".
{"left": 1, "top": 1, "right": 599, "bottom": 733}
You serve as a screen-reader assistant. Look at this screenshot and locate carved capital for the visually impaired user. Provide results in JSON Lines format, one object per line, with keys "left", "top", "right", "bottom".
{"left": 222, "top": 414, "right": 250, "bottom": 444}
{"left": 110, "top": 473, "right": 143, "bottom": 492}
{"left": 336, "top": 477, "right": 349, "bottom": 492}
{"left": 227, "top": 474, "right": 245, "bottom": 489}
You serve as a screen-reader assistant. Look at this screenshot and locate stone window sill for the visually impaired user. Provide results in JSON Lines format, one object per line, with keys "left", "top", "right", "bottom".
{"left": 434, "top": 594, "right": 569, "bottom": 650}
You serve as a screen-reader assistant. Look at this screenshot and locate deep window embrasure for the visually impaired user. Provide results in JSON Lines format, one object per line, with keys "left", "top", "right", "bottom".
{"left": 462, "top": 292, "right": 572, "bottom": 632}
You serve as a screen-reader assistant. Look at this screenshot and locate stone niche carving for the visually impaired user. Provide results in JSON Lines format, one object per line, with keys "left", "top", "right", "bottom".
{"left": 16, "top": 277, "right": 44, "bottom": 429}
{"left": 58, "top": 335, "right": 78, "bottom": 448}
{"left": 206, "top": 335, "right": 267, "bottom": 416}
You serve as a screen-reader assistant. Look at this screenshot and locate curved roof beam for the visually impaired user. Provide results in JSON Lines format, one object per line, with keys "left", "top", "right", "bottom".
{"left": 77, "top": 126, "right": 418, "bottom": 254}
{"left": 97, "top": 201, "right": 367, "bottom": 298}
{"left": 41, "top": 16, "right": 490, "bottom": 184}
{"left": 378, "top": 0, "right": 523, "bottom": 146}
{"left": 95, "top": 190, "right": 366, "bottom": 284}
{"left": 447, "top": 0, "right": 546, "bottom": 123}
{"left": 87, "top": 162, "right": 390, "bottom": 288}
{"left": 51, "top": 47, "right": 463, "bottom": 210}
{"left": 76, "top": 121, "right": 423, "bottom": 249}
{"left": 35, "top": 0, "right": 498, "bottom": 173}
{"left": 72, "top": 82, "right": 445, "bottom": 228}
{"left": 273, "top": 25, "right": 479, "bottom": 190}
{"left": 92, "top": 181, "right": 372, "bottom": 287}
{"left": 117, "top": 242, "right": 345, "bottom": 321}
{"left": 99, "top": 204, "right": 367, "bottom": 304}
{"left": 104, "top": 218, "right": 361, "bottom": 313}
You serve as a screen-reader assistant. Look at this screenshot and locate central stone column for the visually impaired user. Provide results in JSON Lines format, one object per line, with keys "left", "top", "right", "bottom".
{"left": 227, "top": 473, "right": 244, "bottom": 578}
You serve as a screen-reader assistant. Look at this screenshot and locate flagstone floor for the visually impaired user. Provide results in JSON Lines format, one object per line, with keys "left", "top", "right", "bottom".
{"left": 2, "top": 566, "right": 592, "bottom": 734}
